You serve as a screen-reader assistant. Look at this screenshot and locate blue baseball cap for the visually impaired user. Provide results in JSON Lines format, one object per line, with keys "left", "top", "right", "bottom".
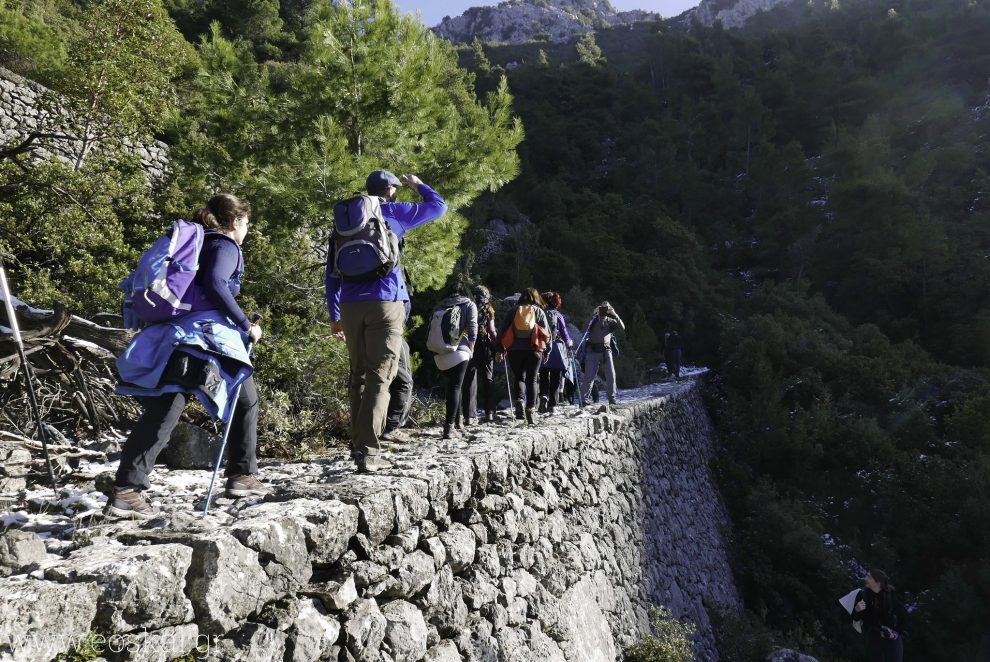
{"left": 366, "top": 170, "right": 402, "bottom": 195}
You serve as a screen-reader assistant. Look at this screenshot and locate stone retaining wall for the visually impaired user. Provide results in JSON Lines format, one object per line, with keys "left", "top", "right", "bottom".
{"left": 0, "top": 66, "right": 168, "bottom": 178}
{"left": 0, "top": 380, "right": 740, "bottom": 661}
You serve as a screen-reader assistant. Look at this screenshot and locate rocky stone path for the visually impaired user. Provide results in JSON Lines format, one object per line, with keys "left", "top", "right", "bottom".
{"left": 1, "top": 374, "right": 736, "bottom": 662}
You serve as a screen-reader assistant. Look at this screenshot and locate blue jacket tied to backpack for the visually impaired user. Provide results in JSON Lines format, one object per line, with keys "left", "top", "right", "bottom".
{"left": 325, "top": 183, "right": 447, "bottom": 320}
{"left": 116, "top": 312, "right": 252, "bottom": 421}
{"left": 117, "top": 231, "right": 253, "bottom": 421}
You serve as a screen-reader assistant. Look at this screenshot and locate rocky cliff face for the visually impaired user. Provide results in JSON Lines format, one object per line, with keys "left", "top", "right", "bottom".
{"left": 433, "top": 0, "right": 805, "bottom": 45}
{"left": 433, "top": 0, "right": 657, "bottom": 45}
{"left": 0, "top": 380, "right": 740, "bottom": 661}
{"left": 678, "top": 0, "right": 794, "bottom": 28}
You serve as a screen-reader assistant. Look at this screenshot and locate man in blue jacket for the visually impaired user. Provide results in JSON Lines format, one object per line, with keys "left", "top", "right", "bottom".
{"left": 326, "top": 170, "right": 447, "bottom": 472}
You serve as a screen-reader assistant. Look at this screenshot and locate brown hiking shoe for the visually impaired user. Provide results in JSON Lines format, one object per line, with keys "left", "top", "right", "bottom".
{"left": 224, "top": 474, "right": 269, "bottom": 498}
{"left": 355, "top": 453, "right": 393, "bottom": 474}
{"left": 104, "top": 486, "right": 155, "bottom": 520}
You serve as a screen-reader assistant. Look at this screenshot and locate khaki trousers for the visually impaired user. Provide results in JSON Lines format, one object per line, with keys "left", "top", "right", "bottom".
{"left": 340, "top": 300, "right": 406, "bottom": 456}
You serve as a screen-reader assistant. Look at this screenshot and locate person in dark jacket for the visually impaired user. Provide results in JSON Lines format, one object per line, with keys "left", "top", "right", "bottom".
{"left": 496, "top": 288, "right": 550, "bottom": 425}
{"left": 107, "top": 194, "right": 266, "bottom": 519}
{"left": 461, "top": 284, "right": 498, "bottom": 425}
{"left": 852, "top": 569, "right": 908, "bottom": 662}
{"left": 431, "top": 283, "right": 478, "bottom": 439}
{"left": 578, "top": 301, "right": 625, "bottom": 405}
{"left": 538, "top": 291, "right": 572, "bottom": 415}
{"left": 664, "top": 330, "right": 683, "bottom": 380}
{"left": 326, "top": 171, "right": 447, "bottom": 473}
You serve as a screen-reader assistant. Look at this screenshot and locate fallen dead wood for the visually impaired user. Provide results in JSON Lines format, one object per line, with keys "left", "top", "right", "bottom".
{"left": 1, "top": 294, "right": 140, "bottom": 442}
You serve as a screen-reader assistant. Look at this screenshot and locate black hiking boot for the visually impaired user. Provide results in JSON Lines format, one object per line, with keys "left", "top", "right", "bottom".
{"left": 514, "top": 399, "right": 525, "bottom": 420}
{"left": 525, "top": 408, "right": 536, "bottom": 426}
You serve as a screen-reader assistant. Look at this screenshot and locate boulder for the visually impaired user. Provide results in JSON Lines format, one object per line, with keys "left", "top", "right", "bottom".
{"left": 46, "top": 542, "right": 194, "bottom": 633}
{"left": 0, "top": 577, "right": 99, "bottom": 660}
{"left": 244, "top": 499, "right": 358, "bottom": 566}
{"left": 206, "top": 623, "right": 287, "bottom": 661}
{"left": 381, "top": 600, "right": 428, "bottom": 662}
{"left": 437, "top": 523, "right": 475, "bottom": 573}
{"left": 305, "top": 574, "right": 358, "bottom": 612}
{"left": 385, "top": 550, "right": 436, "bottom": 599}
{"left": 424, "top": 640, "right": 460, "bottom": 662}
{"left": 288, "top": 598, "right": 341, "bottom": 662}
{"left": 558, "top": 577, "right": 616, "bottom": 662}
{"left": 119, "top": 530, "right": 276, "bottom": 635}
{"left": 159, "top": 422, "right": 222, "bottom": 470}
{"left": 343, "top": 598, "right": 387, "bottom": 661}
{"left": 103, "top": 624, "right": 201, "bottom": 662}
{"left": 230, "top": 511, "right": 312, "bottom": 593}
{"left": 0, "top": 529, "right": 47, "bottom": 577}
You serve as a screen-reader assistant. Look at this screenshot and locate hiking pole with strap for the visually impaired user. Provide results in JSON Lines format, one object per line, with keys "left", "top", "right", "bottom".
{"left": 203, "top": 313, "right": 260, "bottom": 516}
{"left": 572, "top": 318, "right": 594, "bottom": 408}
{"left": 571, "top": 348, "right": 584, "bottom": 411}
{"left": 501, "top": 353, "right": 513, "bottom": 414}
{"left": 0, "top": 256, "right": 59, "bottom": 496}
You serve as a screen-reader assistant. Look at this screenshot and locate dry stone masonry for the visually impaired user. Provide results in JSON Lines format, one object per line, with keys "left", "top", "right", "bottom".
{"left": 0, "top": 379, "right": 740, "bottom": 661}
{"left": 0, "top": 66, "right": 168, "bottom": 178}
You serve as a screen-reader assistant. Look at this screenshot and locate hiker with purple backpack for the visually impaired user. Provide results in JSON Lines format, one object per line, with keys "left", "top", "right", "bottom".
{"left": 108, "top": 194, "right": 267, "bottom": 519}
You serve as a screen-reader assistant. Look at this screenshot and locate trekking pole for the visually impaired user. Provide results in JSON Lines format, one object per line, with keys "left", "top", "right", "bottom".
{"left": 203, "top": 314, "right": 260, "bottom": 516}
{"left": 0, "top": 256, "right": 59, "bottom": 496}
{"left": 571, "top": 349, "right": 584, "bottom": 411}
{"left": 572, "top": 319, "right": 593, "bottom": 409}
{"left": 501, "top": 353, "right": 513, "bottom": 413}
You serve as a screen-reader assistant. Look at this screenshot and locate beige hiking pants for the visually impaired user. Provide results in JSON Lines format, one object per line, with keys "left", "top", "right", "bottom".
{"left": 340, "top": 300, "right": 406, "bottom": 456}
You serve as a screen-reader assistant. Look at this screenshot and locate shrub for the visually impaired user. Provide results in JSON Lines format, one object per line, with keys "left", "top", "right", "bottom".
{"left": 624, "top": 606, "right": 697, "bottom": 662}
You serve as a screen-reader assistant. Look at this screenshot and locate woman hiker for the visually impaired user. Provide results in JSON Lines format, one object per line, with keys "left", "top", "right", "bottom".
{"left": 107, "top": 194, "right": 267, "bottom": 519}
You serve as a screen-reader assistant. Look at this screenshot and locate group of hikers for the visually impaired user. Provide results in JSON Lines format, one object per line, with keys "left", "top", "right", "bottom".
{"left": 103, "top": 171, "right": 677, "bottom": 515}
{"left": 428, "top": 285, "right": 624, "bottom": 440}
{"left": 89, "top": 169, "right": 905, "bottom": 662}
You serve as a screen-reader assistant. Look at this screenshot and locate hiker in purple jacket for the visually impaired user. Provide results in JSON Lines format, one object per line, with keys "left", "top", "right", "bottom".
{"left": 107, "top": 194, "right": 267, "bottom": 519}
{"left": 538, "top": 291, "right": 572, "bottom": 415}
{"left": 326, "top": 171, "right": 447, "bottom": 473}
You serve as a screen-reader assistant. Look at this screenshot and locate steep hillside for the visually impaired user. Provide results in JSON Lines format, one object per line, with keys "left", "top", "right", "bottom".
{"left": 462, "top": 0, "right": 990, "bottom": 658}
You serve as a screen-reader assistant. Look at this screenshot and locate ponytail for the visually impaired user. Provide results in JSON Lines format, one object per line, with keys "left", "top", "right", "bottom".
{"left": 192, "top": 193, "right": 250, "bottom": 230}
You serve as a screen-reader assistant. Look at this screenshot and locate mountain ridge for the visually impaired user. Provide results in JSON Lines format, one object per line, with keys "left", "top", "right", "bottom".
{"left": 433, "top": 0, "right": 797, "bottom": 44}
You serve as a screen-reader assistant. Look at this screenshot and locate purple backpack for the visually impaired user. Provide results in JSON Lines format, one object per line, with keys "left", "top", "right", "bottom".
{"left": 120, "top": 220, "right": 205, "bottom": 330}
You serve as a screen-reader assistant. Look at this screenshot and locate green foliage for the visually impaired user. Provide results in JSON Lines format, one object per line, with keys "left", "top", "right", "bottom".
{"left": 0, "top": 151, "right": 170, "bottom": 314}
{"left": 163, "top": 0, "right": 523, "bottom": 443}
{"left": 709, "top": 607, "right": 777, "bottom": 662}
{"left": 55, "top": 632, "right": 104, "bottom": 661}
{"left": 624, "top": 606, "right": 696, "bottom": 662}
{"left": 464, "top": 1, "right": 990, "bottom": 659}
{"left": 575, "top": 32, "right": 605, "bottom": 67}
{"left": 55, "top": 0, "right": 194, "bottom": 162}
{"left": 0, "top": 0, "right": 69, "bottom": 83}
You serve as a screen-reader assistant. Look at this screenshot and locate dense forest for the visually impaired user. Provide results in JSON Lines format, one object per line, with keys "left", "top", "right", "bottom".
{"left": 464, "top": 1, "right": 990, "bottom": 659}
{"left": 1, "top": 0, "right": 988, "bottom": 659}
